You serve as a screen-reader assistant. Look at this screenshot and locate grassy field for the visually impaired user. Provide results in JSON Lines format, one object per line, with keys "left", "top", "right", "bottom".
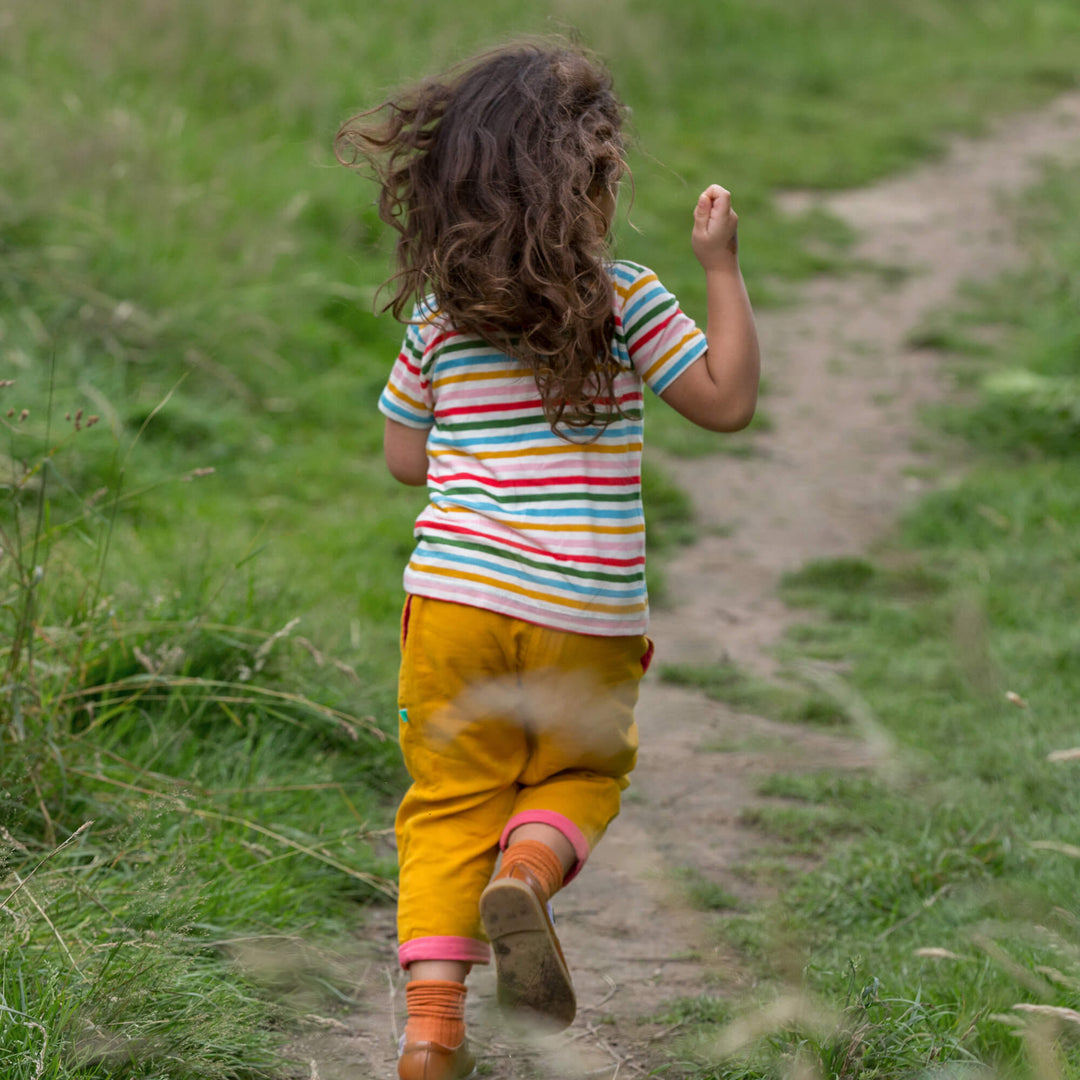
{"left": 660, "top": 163, "right": 1080, "bottom": 1078}
{"left": 3, "top": 1, "right": 1080, "bottom": 1075}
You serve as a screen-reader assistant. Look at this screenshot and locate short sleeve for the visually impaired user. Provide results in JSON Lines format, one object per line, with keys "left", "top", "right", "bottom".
{"left": 617, "top": 263, "right": 707, "bottom": 395}
{"left": 378, "top": 308, "right": 435, "bottom": 429}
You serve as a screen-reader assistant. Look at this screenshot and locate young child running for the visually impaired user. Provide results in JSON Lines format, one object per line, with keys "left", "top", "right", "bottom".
{"left": 336, "top": 40, "right": 759, "bottom": 1080}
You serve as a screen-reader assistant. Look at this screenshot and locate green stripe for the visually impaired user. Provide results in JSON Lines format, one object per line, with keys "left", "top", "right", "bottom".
{"left": 625, "top": 295, "right": 675, "bottom": 342}
{"left": 403, "top": 335, "right": 422, "bottom": 363}
{"left": 423, "top": 535, "right": 645, "bottom": 584}
{"left": 433, "top": 338, "right": 505, "bottom": 359}
{"left": 437, "top": 412, "right": 548, "bottom": 432}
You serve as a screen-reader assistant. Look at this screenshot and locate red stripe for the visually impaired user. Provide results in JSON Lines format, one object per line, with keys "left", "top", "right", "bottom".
{"left": 438, "top": 397, "right": 543, "bottom": 418}
{"left": 627, "top": 310, "right": 677, "bottom": 357}
{"left": 398, "top": 352, "right": 422, "bottom": 377}
{"left": 422, "top": 520, "right": 645, "bottom": 567}
{"left": 434, "top": 472, "right": 640, "bottom": 488}
{"left": 427, "top": 328, "right": 462, "bottom": 352}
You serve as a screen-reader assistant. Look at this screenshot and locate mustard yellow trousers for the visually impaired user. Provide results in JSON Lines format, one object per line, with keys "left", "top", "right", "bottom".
{"left": 395, "top": 596, "right": 652, "bottom": 968}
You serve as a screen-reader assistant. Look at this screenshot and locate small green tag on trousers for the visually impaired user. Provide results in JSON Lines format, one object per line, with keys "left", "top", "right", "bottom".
{"left": 399, "top": 708, "right": 408, "bottom": 723}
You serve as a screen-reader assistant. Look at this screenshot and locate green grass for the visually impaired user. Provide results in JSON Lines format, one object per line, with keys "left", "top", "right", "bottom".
{"left": 679, "top": 981, "right": 984, "bottom": 1080}
{"left": 643, "top": 459, "right": 698, "bottom": 604}
{"left": 661, "top": 660, "right": 849, "bottom": 728}
{"left": 737, "top": 803, "right": 861, "bottom": 852}
{"left": 0, "top": 561, "right": 400, "bottom": 1075}
{"left": 3, "top": 1, "right": 1080, "bottom": 1075}
{"left": 926, "top": 169, "right": 1080, "bottom": 463}
{"left": 664, "top": 163, "right": 1080, "bottom": 1080}
{"left": 675, "top": 868, "right": 744, "bottom": 914}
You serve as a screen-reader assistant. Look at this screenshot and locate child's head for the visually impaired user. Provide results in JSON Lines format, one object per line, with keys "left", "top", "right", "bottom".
{"left": 337, "top": 40, "right": 629, "bottom": 432}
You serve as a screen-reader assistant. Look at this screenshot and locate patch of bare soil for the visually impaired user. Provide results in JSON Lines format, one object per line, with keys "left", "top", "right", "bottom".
{"left": 288, "top": 91, "right": 1080, "bottom": 1079}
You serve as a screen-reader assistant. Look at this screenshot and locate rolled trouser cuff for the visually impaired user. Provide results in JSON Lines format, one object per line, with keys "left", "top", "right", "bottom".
{"left": 500, "top": 810, "right": 590, "bottom": 884}
{"left": 398, "top": 935, "right": 491, "bottom": 970}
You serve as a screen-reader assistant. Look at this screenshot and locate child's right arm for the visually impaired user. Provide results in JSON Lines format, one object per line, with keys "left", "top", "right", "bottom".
{"left": 659, "top": 185, "right": 760, "bottom": 432}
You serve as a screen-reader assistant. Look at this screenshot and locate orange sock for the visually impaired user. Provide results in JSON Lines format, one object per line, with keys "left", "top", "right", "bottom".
{"left": 495, "top": 839, "right": 566, "bottom": 904}
{"left": 403, "top": 979, "right": 467, "bottom": 1049}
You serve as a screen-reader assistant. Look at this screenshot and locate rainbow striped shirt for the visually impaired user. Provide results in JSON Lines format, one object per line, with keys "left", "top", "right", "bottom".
{"left": 378, "top": 260, "right": 707, "bottom": 636}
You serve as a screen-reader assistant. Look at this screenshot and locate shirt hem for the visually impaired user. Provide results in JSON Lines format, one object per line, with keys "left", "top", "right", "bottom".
{"left": 402, "top": 578, "right": 650, "bottom": 638}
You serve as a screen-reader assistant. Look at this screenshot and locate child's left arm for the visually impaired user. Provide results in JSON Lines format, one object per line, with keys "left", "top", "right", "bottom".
{"left": 660, "top": 185, "right": 759, "bottom": 432}
{"left": 384, "top": 418, "right": 429, "bottom": 486}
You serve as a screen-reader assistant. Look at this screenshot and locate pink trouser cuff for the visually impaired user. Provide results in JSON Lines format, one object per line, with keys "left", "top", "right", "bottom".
{"left": 500, "top": 810, "right": 591, "bottom": 884}
{"left": 399, "top": 936, "right": 490, "bottom": 970}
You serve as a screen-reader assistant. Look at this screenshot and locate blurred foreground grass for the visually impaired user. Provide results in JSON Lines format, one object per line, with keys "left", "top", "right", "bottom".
{"left": 3, "top": 0, "right": 1080, "bottom": 1075}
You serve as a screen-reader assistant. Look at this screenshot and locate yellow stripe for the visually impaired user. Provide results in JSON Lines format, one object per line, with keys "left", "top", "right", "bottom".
{"left": 644, "top": 331, "right": 702, "bottom": 383}
{"left": 432, "top": 368, "right": 527, "bottom": 389}
{"left": 409, "top": 562, "right": 648, "bottom": 615}
{"left": 430, "top": 441, "right": 643, "bottom": 460}
{"left": 386, "top": 383, "right": 427, "bottom": 411}
{"left": 437, "top": 506, "right": 642, "bottom": 534}
{"left": 613, "top": 271, "right": 658, "bottom": 303}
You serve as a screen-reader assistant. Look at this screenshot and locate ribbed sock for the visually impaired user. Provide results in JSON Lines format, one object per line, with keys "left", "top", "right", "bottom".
{"left": 495, "top": 838, "right": 566, "bottom": 903}
{"left": 403, "top": 979, "right": 467, "bottom": 1049}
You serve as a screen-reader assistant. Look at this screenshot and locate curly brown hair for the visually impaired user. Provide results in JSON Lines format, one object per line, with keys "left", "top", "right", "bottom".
{"left": 335, "top": 40, "right": 628, "bottom": 433}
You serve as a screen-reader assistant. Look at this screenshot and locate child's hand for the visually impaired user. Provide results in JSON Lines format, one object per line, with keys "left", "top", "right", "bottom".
{"left": 691, "top": 184, "right": 739, "bottom": 270}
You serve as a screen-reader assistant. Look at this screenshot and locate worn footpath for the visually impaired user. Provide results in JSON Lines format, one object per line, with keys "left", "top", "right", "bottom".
{"left": 289, "top": 90, "right": 1080, "bottom": 1079}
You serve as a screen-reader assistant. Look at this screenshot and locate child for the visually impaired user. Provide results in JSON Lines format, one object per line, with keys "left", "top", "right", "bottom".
{"left": 336, "top": 40, "right": 759, "bottom": 1080}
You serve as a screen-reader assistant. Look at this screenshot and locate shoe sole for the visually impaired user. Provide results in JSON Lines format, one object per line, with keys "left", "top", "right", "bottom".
{"left": 479, "top": 878, "right": 576, "bottom": 1031}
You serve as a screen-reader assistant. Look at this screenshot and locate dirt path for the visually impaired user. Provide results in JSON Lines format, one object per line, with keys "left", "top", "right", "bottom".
{"left": 290, "top": 90, "right": 1080, "bottom": 1079}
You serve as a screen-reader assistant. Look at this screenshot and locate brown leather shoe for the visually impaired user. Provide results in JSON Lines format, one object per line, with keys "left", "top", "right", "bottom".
{"left": 397, "top": 1039, "right": 476, "bottom": 1080}
{"left": 479, "top": 867, "right": 576, "bottom": 1030}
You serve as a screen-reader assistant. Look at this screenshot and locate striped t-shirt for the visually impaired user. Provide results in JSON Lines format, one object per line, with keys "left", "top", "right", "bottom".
{"left": 378, "top": 260, "right": 707, "bottom": 636}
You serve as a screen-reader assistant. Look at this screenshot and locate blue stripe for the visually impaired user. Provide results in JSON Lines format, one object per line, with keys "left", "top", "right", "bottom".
{"left": 379, "top": 393, "right": 433, "bottom": 427}
{"left": 433, "top": 352, "right": 525, "bottom": 374}
{"left": 610, "top": 259, "right": 646, "bottom": 284}
{"left": 651, "top": 337, "right": 708, "bottom": 394}
{"left": 412, "top": 548, "right": 646, "bottom": 600}
{"left": 430, "top": 495, "right": 643, "bottom": 520}
{"left": 623, "top": 282, "right": 671, "bottom": 325}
